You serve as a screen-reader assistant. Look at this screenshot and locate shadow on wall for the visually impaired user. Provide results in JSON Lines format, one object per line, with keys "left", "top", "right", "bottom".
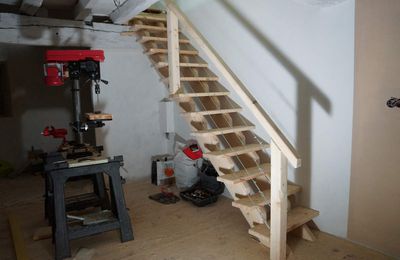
{"left": 218, "top": 0, "right": 332, "bottom": 206}
{"left": 17, "top": 15, "right": 87, "bottom": 47}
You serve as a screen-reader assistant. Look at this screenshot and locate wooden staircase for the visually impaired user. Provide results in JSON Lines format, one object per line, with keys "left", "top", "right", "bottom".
{"left": 125, "top": 4, "right": 319, "bottom": 259}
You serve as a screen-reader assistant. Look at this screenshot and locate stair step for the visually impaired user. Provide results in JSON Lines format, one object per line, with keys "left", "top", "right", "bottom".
{"left": 181, "top": 76, "right": 218, "bottom": 81}
{"left": 138, "top": 36, "right": 190, "bottom": 44}
{"left": 171, "top": 91, "right": 229, "bottom": 99}
{"left": 248, "top": 207, "right": 319, "bottom": 247}
{"left": 182, "top": 108, "right": 242, "bottom": 117}
{"left": 217, "top": 163, "right": 270, "bottom": 184}
{"left": 192, "top": 125, "right": 255, "bottom": 136}
{"left": 155, "top": 62, "right": 208, "bottom": 69}
{"left": 131, "top": 24, "right": 168, "bottom": 32}
{"left": 232, "top": 184, "right": 301, "bottom": 208}
{"left": 204, "top": 143, "right": 270, "bottom": 158}
{"left": 146, "top": 48, "right": 199, "bottom": 55}
{"left": 133, "top": 13, "right": 167, "bottom": 22}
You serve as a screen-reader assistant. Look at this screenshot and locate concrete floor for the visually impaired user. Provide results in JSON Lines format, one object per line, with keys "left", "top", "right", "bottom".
{"left": 0, "top": 174, "right": 394, "bottom": 260}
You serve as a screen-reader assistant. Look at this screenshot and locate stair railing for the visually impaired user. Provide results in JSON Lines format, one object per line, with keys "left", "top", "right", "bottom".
{"left": 165, "top": 1, "right": 300, "bottom": 259}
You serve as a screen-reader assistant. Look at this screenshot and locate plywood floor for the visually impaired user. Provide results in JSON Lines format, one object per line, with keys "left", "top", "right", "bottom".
{"left": 0, "top": 174, "right": 393, "bottom": 260}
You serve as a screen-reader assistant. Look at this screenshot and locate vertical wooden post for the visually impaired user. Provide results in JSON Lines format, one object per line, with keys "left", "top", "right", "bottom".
{"left": 166, "top": 7, "right": 180, "bottom": 94}
{"left": 270, "top": 141, "right": 288, "bottom": 260}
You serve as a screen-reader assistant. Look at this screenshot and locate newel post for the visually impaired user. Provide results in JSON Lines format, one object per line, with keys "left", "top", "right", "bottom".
{"left": 270, "top": 141, "right": 288, "bottom": 260}
{"left": 166, "top": 5, "right": 180, "bottom": 94}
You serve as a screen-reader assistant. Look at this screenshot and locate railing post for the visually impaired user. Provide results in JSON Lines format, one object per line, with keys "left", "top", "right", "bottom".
{"left": 166, "top": 7, "right": 180, "bottom": 94}
{"left": 270, "top": 141, "right": 288, "bottom": 260}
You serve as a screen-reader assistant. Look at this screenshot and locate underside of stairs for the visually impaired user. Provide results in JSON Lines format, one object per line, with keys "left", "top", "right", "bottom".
{"left": 126, "top": 6, "right": 319, "bottom": 258}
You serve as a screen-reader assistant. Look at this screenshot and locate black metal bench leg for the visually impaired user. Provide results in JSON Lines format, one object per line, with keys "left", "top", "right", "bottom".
{"left": 53, "top": 176, "right": 71, "bottom": 260}
{"left": 93, "top": 172, "right": 110, "bottom": 210}
{"left": 108, "top": 168, "right": 134, "bottom": 242}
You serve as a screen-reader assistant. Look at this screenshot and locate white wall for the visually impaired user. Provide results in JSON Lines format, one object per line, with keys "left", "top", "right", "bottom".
{"left": 0, "top": 44, "right": 74, "bottom": 167}
{"left": 175, "top": 0, "right": 355, "bottom": 237}
{"left": 94, "top": 47, "right": 173, "bottom": 180}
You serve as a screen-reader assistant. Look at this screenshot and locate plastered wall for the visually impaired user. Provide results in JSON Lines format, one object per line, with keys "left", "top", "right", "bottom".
{"left": 94, "top": 48, "right": 173, "bottom": 180}
{"left": 0, "top": 44, "right": 74, "bottom": 167}
{"left": 175, "top": 0, "right": 355, "bottom": 237}
{"left": 348, "top": 0, "right": 400, "bottom": 257}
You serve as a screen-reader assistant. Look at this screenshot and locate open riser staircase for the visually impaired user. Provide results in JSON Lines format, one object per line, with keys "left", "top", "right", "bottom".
{"left": 125, "top": 4, "right": 319, "bottom": 259}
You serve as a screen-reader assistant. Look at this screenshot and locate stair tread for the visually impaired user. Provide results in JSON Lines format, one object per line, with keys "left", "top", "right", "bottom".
{"left": 170, "top": 90, "right": 229, "bottom": 99}
{"left": 248, "top": 207, "right": 319, "bottom": 244}
{"left": 182, "top": 108, "right": 242, "bottom": 116}
{"left": 133, "top": 13, "right": 167, "bottom": 22}
{"left": 204, "top": 143, "right": 270, "bottom": 158}
{"left": 232, "top": 184, "right": 301, "bottom": 208}
{"left": 139, "top": 36, "right": 190, "bottom": 44}
{"left": 217, "top": 163, "right": 270, "bottom": 184}
{"left": 192, "top": 125, "right": 255, "bottom": 136}
{"left": 156, "top": 62, "right": 208, "bottom": 69}
{"left": 181, "top": 76, "right": 218, "bottom": 81}
{"left": 131, "top": 24, "right": 167, "bottom": 32}
{"left": 146, "top": 48, "right": 199, "bottom": 55}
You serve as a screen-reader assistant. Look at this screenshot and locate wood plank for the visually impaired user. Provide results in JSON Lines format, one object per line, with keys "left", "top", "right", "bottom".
{"left": 85, "top": 113, "right": 112, "bottom": 121}
{"left": 32, "top": 226, "right": 52, "bottom": 241}
{"left": 192, "top": 125, "right": 255, "bottom": 136}
{"left": 204, "top": 143, "right": 270, "bottom": 158}
{"left": 133, "top": 13, "right": 167, "bottom": 22}
{"left": 155, "top": 61, "right": 207, "bottom": 69}
{"left": 138, "top": 36, "right": 190, "bottom": 44}
{"left": 20, "top": 0, "right": 42, "bottom": 15}
{"left": 248, "top": 207, "right": 319, "bottom": 247}
{"left": 180, "top": 76, "right": 218, "bottom": 81}
{"left": 270, "top": 141, "right": 288, "bottom": 259}
{"left": 170, "top": 90, "right": 228, "bottom": 99}
{"left": 166, "top": 0, "right": 301, "bottom": 168}
{"left": 109, "top": 0, "right": 160, "bottom": 24}
{"left": 0, "top": 13, "right": 132, "bottom": 48}
{"left": 131, "top": 24, "right": 167, "bottom": 32}
{"left": 218, "top": 163, "right": 270, "bottom": 184}
{"left": 145, "top": 48, "right": 198, "bottom": 55}
{"left": 232, "top": 184, "right": 301, "bottom": 208}
{"left": 8, "top": 213, "right": 29, "bottom": 260}
{"left": 74, "top": 0, "right": 98, "bottom": 21}
{"left": 167, "top": 9, "right": 180, "bottom": 94}
{"left": 182, "top": 108, "right": 242, "bottom": 117}
{"left": 292, "top": 224, "right": 316, "bottom": 242}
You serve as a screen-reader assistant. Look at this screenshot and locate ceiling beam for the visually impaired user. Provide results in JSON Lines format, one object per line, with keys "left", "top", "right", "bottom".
{"left": 0, "top": 13, "right": 136, "bottom": 48}
{"left": 74, "top": 0, "right": 98, "bottom": 21}
{"left": 0, "top": 0, "right": 20, "bottom": 5}
{"left": 19, "top": 0, "right": 43, "bottom": 15}
{"left": 109, "top": 0, "right": 160, "bottom": 24}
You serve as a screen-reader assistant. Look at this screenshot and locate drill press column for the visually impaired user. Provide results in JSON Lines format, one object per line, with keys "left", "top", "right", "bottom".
{"left": 72, "top": 79, "right": 83, "bottom": 144}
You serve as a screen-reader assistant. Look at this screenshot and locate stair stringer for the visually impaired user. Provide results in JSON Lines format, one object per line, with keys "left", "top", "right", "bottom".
{"left": 180, "top": 113, "right": 266, "bottom": 226}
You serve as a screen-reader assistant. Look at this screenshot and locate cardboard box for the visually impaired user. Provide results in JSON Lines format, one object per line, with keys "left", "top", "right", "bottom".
{"left": 151, "top": 154, "right": 175, "bottom": 186}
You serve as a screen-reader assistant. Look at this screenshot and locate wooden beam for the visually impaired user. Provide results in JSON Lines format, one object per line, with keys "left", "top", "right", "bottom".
{"left": 109, "top": 0, "right": 160, "bottom": 24}
{"left": 20, "top": 0, "right": 43, "bottom": 15}
{"left": 167, "top": 8, "right": 181, "bottom": 94}
{"left": 0, "top": 13, "right": 134, "bottom": 48}
{"left": 270, "top": 141, "right": 288, "bottom": 260}
{"left": 8, "top": 213, "right": 29, "bottom": 260}
{"left": 74, "top": 0, "right": 98, "bottom": 21}
{"left": 165, "top": 0, "right": 301, "bottom": 168}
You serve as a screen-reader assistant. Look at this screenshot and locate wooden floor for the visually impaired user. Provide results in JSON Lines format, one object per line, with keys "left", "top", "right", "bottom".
{"left": 0, "top": 174, "right": 393, "bottom": 260}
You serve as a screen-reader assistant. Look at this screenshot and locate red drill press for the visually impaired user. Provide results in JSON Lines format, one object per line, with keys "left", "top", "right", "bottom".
{"left": 43, "top": 50, "right": 109, "bottom": 146}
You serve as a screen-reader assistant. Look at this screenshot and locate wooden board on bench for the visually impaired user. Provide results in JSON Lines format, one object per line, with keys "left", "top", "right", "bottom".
{"left": 86, "top": 113, "right": 112, "bottom": 121}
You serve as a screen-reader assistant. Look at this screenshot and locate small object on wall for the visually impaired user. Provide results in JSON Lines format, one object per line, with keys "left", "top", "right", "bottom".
{"left": 386, "top": 97, "right": 400, "bottom": 108}
{"left": 159, "top": 99, "right": 175, "bottom": 134}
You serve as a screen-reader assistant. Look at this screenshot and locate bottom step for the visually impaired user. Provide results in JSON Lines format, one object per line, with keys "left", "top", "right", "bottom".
{"left": 248, "top": 207, "right": 319, "bottom": 247}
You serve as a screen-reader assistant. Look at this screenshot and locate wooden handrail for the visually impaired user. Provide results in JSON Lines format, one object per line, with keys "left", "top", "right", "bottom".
{"left": 165, "top": 0, "right": 301, "bottom": 168}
